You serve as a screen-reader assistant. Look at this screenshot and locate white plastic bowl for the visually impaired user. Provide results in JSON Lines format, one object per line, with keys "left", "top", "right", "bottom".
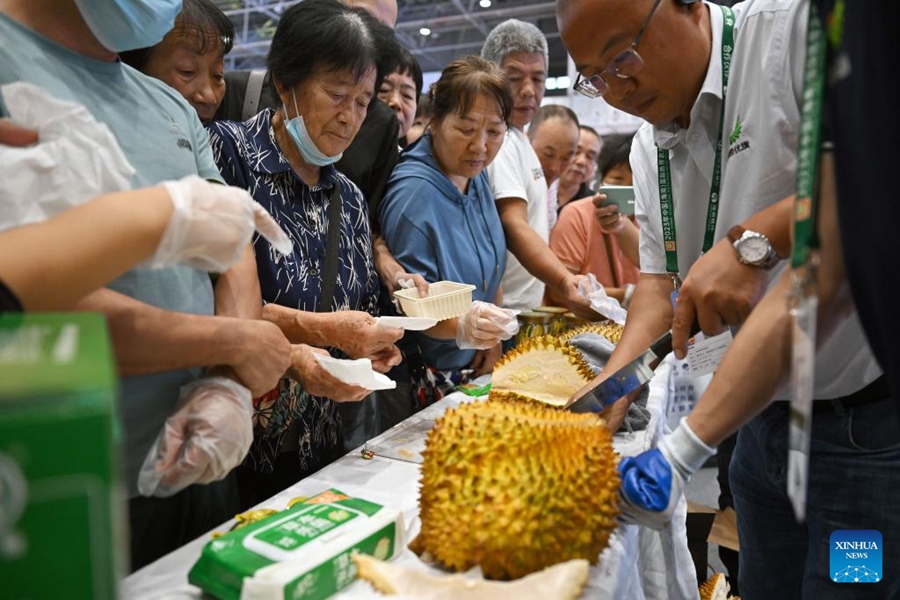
{"left": 393, "top": 281, "right": 476, "bottom": 321}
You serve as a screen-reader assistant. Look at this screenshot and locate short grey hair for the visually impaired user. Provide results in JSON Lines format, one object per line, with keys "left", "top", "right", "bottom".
{"left": 481, "top": 19, "right": 548, "bottom": 71}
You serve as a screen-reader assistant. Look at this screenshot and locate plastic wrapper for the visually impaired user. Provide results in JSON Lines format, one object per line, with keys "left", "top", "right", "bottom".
{"left": 0, "top": 81, "right": 134, "bottom": 232}
{"left": 579, "top": 274, "right": 628, "bottom": 325}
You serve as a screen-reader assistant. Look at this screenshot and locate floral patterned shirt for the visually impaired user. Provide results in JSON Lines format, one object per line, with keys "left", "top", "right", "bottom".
{"left": 207, "top": 109, "right": 381, "bottom": 474}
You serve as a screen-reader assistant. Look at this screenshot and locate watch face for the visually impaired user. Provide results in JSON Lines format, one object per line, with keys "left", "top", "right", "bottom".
{"left": 739, "top": 237, "right": 770, "bottom": 262}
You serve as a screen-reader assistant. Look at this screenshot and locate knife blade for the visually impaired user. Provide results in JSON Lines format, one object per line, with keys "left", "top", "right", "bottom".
{"left": 566, "top": 322, "right": 701, "bottom": 414}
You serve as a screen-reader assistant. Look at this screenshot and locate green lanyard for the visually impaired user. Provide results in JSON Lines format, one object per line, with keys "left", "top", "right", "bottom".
{"left": 657, "top": 5, "right": 735, "bottom": 279}
{"left": 791, "top": 2, "right": 828, "bottom": 268}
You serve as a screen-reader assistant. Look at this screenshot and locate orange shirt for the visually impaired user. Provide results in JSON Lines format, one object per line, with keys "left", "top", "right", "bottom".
{"left": 549, "top": 198, "right": 639, "bottom": 288}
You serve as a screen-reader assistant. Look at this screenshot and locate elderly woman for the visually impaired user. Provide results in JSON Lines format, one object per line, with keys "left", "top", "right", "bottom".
{"left": 206, "top": 0, "right": 403, "bottom": 507}
{"left": 120, "top": 0, "right": 234, "bottom": 125}
{"left": 379, "top": 56, "right": 517, "bottom": 405}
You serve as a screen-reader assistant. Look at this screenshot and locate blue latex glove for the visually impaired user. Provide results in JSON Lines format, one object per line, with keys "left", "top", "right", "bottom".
{"left": 618, "top": 417, "right": 716, "bottom": 530}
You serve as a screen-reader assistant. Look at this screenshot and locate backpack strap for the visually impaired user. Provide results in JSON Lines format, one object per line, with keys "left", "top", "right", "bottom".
{"left": 242, "top": 69, "right": 267, "bottom": 121}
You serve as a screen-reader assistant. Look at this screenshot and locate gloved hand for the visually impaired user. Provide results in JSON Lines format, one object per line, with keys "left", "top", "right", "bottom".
{"left": 455, "top": 300, "right": 519, "bottom": 350}
{"left": 617, "top": 417, "right": 716, "bottom": 530}
{"left": 148, "top": 175, "right": 293, "bottom": 272}
{"left": 137, "top": 376, "right": 253, "bottom": 498}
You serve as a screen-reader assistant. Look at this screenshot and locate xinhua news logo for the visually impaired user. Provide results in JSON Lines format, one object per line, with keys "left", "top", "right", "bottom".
{"left": 830, "top": 530, "right": 882, "bottom": 584}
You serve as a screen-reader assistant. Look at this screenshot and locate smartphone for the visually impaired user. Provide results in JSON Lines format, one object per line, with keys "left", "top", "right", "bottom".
{"left": 597, "top": 185, "right": 635, "bottom": 215}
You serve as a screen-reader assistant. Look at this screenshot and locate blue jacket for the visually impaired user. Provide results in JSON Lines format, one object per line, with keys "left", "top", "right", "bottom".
{"left": 380, "top": 134, "right": 507, "bottom": 370}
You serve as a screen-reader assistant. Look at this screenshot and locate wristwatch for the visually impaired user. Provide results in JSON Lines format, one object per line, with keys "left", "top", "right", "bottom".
{"left": 726, "top": 225, "right": 781, "bottom": 269}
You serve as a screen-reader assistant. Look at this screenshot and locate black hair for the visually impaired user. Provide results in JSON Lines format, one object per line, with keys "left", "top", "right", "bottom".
{"left": 579, "top": 124, "right": 601, "bottom": 144}
{"left": 267, "top": 0, "right": 401, "bottom": 96}
{"left": 597, "top": 133, "right": 636, "bottom": 178}
{"left": 414, "top": 89, "right": 433, "bottom": 120}
{"left": 120, "top": 0, "right": 234, "bottom": 71}
{"left": 429, "top": 55, "right": 514, "bottom": 127}
{"left": 527, "top": 104, "right": 579, "bottom": 140}
{"left": 395, "top": 46, "right": 424, "bottom": 98}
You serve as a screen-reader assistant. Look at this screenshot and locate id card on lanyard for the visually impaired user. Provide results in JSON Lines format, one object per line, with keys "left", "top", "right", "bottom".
{"left": 787, "top": 1, "right": 830, "bottom": 524}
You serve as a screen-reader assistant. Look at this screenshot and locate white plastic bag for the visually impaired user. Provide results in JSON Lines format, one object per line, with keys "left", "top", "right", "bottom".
{"left": 0, "top": 82, "right": 135, "bottom": 231}
{"left": 578, "top": 273, "right": 628, "bottom": 325}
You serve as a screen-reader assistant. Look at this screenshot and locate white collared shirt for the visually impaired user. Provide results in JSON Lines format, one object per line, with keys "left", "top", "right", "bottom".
{"left": 631, "top": 0, "right": 882, "bottom": 399}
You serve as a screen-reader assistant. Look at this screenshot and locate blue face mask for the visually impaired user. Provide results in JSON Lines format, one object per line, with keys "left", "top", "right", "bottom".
{"left": 74, "top": 0, "right": 182, "bottom": 53}
{"left": 283, "top": 90, "right": 343, "bottom": 167}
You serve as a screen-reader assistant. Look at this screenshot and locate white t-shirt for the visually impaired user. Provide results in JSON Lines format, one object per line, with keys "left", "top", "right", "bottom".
{"left": 547, "top": 178, "right": 560, "bottom": 230}
{"left": 487, "top": 127, "right": 549, "bottom": 311}
{"left": 631, "top": 0, "right": 882, "bottom": 400}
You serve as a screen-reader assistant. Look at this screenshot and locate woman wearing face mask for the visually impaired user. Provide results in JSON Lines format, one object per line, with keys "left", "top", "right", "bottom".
{"left": 206, "top": 0, "right": 405, "bottom": 508}
{"left": 379, "top": 56, "right": 518, "bottom": 406}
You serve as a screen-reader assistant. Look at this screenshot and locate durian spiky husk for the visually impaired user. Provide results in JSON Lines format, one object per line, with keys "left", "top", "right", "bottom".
{"left": 699, "top": 573, "right": 730, "bottom": 600}
{"left": 489, "top": 335, "right": 594, "bottom": 406}
{"left": 557, "top": 321, "right": 625, "bottom": 344}
{"left": 413, "top": 401, "right": 620, "bottom": 580}
{"left": 353, "top": 554, "right": 590, "bottom": 600}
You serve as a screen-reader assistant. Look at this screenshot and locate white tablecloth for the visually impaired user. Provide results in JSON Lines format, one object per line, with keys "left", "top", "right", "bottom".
{"left": 122, "top": 357, "right": 697, "bottom": 600}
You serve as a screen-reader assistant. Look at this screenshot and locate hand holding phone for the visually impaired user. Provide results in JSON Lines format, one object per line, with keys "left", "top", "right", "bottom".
{"left": 591, "top": 185, "right": 633, "bottom": 234}
{"left": 597, "top": 185, "right": 635, "bottom": 215}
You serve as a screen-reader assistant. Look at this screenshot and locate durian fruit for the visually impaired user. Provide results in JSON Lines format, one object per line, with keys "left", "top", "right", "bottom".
{"left": 489, "top": 335, "right": 594, "bottom": 406}
{"left": 353, "top": 554, "right": 589, "bottom": 600}
{"left": 699, "top": 573, "right": 730, "bottom": 600}
{"left": 413, "top": 401, "right": 620, "bottom": 580}
{"left": 557, "top": 321, "right": 625, "bottom": 345}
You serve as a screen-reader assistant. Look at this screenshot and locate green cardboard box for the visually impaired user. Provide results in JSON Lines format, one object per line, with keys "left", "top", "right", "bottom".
{"left": 190, "top": 489, "right": 404, "bottom": 600}
{"left": 0, "top": 313, "right": 123, "bottom": 599}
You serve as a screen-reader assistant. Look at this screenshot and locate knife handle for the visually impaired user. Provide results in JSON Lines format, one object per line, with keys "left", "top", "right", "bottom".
{"left": 649, "top": 321, "right": 702, "bottom": 360}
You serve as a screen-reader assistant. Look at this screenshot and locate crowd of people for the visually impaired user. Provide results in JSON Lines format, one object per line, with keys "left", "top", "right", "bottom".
{"left": 1, "top": 0, "right": 897, "bottom": 597}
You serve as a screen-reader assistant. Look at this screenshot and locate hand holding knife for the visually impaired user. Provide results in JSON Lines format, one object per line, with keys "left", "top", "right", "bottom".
{"left": 565, "top": 322, "right": 701, "bottom": 414}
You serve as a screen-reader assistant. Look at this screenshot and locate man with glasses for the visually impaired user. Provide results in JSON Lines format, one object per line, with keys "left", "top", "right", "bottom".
{"left": 560, "top": 0, "right": 897, "bottom": 597}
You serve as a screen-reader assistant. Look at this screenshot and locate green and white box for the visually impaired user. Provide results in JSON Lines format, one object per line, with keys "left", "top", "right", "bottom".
{"left": 0, "top": 313, "right": 123, "bottom": 599}
{"left": 189, "top": 489, "right": 404, "bottom": 600}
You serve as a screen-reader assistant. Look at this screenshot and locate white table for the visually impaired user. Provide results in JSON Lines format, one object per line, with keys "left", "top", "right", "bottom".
{"left": 123, "top": 357, "right": 697, "bottom": 600}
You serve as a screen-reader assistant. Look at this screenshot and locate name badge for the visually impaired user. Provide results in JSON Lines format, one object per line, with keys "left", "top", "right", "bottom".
{"left": 687, "top": 329, "right": 733, "bottom": 378}
{"left": 788, "top": 290, "right": 818, "bottom": 523}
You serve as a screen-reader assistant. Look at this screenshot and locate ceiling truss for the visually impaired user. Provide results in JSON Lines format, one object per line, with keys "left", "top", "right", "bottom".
{"left": 215, "top": 0, "right": 570, "bottom": 78}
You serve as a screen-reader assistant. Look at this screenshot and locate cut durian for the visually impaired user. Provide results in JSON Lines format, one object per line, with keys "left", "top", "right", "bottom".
{"left": 557, "top": 321, "right": 625, "bottom": 344}
{"left": 489, "top": 335, "right": 594, "bottom": 406}
{"left": 353, "top": 554, "right": 589, "bottom": 600}
{"left": 413, "top": 401, "right": 620, "bottom": 580}
{"left": 699, "top": 573, "right": 730, "bottom": 600}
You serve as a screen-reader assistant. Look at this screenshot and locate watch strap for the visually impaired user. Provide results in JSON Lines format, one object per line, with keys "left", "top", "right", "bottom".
{"left": 726, "top": 224, "right": 746, "bottom": 244}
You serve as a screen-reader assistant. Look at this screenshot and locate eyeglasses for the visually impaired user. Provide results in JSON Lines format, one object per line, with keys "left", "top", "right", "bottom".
{"left": 572, "top": 0, "right": 664, "bottom": 98}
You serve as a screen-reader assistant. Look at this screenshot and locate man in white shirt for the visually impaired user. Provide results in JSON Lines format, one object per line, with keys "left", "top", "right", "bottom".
{"left": 482, "top": 20, "right": 597, "bottom": 318}
{"left": 559, "top": 0, "right": 899, "bottom": 597}
{"left": 526, "top": 104, "right": 579, "bottom": 229}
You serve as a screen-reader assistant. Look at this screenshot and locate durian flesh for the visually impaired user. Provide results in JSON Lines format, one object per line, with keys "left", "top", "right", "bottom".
{"left": 489, "top": 336, "right": 594, "bottom": 406}
{"left": 413, "top": 401, "right": 620, "bottom": 580}
{"left": 353, "top": 554, "right": 590, "bottom": 600}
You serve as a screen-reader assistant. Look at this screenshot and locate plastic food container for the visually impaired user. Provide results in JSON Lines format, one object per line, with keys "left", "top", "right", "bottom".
{"left": 393, "top": 281, "right": 476, "bottom": 320}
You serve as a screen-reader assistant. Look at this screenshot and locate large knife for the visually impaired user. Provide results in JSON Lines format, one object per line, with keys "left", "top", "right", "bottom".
{"left": 566, "top": 323, "right": 699, "bottom": 414}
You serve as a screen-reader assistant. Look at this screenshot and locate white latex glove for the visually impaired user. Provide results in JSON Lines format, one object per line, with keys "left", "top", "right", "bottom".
{"left": 617, "top": 418, "right": 716, "bottom": 530}
{"left": 455, "top": 300, "right": 519, "bottom": 350}
{"left": 137, "top": 376, "right": 253, "bottom": 498}
{"left": 149, "top": 175, "right": 293, "bottom": 272}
